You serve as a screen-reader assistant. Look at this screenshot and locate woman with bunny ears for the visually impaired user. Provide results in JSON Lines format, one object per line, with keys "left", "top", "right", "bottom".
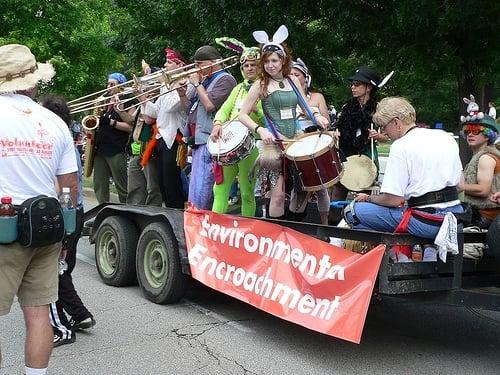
{"left": 239, "top": 25, "right": 329, "bottom": 219}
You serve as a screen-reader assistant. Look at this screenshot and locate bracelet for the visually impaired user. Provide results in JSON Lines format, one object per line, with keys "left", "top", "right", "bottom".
{"left": 193, "top": 82, "right": 200, "bottom": 88}
{"left": 255, "top": 124, "right": 262, "bottom": 132}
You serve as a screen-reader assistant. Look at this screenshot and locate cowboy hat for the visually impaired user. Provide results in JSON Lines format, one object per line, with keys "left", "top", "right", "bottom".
{"left": 0, "top": 44, "right": 55, "bottom": 93}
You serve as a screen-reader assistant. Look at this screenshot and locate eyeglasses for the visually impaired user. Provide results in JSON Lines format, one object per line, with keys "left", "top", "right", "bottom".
{"left": 380, "top": 118, "right": 396, "bottom": 131}
{"left": 351, "top": 81, "right": 364, "bottom": 87}
{"left": 463, "top": 125, "right": 486, "bottom": 135}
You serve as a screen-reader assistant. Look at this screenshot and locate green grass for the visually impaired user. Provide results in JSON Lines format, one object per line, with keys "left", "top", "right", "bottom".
{"left": 376, "top": 142, "right": 391, "bottom": 156}
{"left": 83, "top": 175, "right": 118, "bottom": 194}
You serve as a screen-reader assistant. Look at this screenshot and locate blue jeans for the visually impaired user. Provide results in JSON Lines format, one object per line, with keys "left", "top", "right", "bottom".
{"left": 344, "top": 202, "right": 463, "bottom": 239}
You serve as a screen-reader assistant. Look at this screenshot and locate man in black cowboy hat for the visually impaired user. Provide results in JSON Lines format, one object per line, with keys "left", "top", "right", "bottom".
{"left": 329, "top": 66, "right": 389, "bottom": 223}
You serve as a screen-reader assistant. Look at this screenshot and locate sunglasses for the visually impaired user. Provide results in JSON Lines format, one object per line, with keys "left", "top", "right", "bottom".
{"left": 463, "top": 125, "right": 486, "bottom": 135}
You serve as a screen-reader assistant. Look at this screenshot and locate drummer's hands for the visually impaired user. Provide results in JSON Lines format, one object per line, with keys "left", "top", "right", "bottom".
{"left": 354, "top": 193, "right": 370, "bottom": 202}
{"left": 369, "top": 129, "right": 389, "bottom": 142}
{"left": 315, "top": 114, "right": 330, "bottom": 129}
{"left": 210, "top": 123, "right": 222, "bottom": 141}
{"left": 368, "top": 129, "right": 380, "bottom": 140}
{"left": 257, "top": 127, "right": 274, "bottom": 144}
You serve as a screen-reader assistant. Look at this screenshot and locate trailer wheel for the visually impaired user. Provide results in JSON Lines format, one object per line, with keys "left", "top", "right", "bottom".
{"left": 95, "top": 216, "right": 138, "bottom": 286}
{"left": 136, "top": 222, "right": 187, "bottom": 304}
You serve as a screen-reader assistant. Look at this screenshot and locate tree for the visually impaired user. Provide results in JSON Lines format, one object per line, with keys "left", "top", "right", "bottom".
{"left": 0, "top": 0, "right": 122, "bottom": 103}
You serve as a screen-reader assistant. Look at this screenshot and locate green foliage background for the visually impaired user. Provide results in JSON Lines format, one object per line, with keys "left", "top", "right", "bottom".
{"left": 1, "top": 0, "right": 498, "bottom": 129}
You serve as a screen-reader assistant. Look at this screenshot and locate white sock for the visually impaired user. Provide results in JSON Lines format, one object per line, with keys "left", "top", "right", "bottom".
{"left": 25, "top": 366, "right": 48, "bottom": 375}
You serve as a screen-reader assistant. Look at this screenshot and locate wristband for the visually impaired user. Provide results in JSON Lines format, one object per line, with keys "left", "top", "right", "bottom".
{"left": 255, "top": 124, "right": 262, "bottom": 132}
{"left": 193, "top": 82, "right": 200, "bottom": 88}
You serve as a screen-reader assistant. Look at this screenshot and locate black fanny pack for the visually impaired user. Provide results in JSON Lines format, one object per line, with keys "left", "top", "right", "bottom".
{"left": 17, "top": 195, "right": 65, "bottom": 248}
{"left": 407, "top": 186, "right": 459, "bottom": 208}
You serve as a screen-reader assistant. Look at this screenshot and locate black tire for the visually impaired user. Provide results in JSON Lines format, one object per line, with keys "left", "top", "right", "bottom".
{"left": 136, "top": 222, "right": 188, "bottom": 304}
{"left": 487, "top": 216, "right": 500, "bottom": 259}
{"left": 95, "top": 215, "right": 138, "bottom": 286}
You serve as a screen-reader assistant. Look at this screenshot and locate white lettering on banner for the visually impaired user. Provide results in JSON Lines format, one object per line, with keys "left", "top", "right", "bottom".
{"left": 199, "top": 215, "right": 345, "bottom": 281}
{"left": 188, "top": 243, "right": 341, "bottom": 321}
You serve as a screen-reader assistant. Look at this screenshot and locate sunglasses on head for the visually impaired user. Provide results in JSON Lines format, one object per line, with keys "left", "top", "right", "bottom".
{"left": 463, "top": 124, "right": 486, "bottom": 135}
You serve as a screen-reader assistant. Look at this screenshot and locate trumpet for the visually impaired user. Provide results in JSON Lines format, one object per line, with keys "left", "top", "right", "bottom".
{"left": 69, "top": 55, "right": 239, "bottom": 114}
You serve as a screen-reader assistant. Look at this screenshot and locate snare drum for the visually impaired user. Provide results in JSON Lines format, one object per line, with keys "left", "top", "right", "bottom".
{"left": 284, "top": 132, "right": 343, "bottom": 191}
{"left": 207, "top": 121, "right": 255, "bottom": 166}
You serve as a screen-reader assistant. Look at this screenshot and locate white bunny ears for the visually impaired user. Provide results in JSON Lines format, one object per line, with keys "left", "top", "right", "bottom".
{"left": 252, "top": 25, "right": 289, "bottom": 57}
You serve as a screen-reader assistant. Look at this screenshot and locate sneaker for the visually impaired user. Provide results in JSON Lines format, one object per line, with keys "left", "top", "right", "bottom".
{"left": 70, "top": 316, "right": 96, "bottom": 331}
{"left": 53, "top": 333, "right": 76, "bottom": 347}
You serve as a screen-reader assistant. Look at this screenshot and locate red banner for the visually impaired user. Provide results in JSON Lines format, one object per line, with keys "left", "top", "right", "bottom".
{"left": 184, "top": 208, "right": 385, "bottom": 343}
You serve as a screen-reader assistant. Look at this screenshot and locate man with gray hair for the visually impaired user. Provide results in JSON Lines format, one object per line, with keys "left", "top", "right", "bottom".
{"left": 0, "top": 44, "right": 78, "bottom": 375}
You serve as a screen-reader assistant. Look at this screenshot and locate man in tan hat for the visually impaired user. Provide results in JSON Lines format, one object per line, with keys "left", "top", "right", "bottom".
{"left": 0, "top": 44, "right": 78, "bottom": 375}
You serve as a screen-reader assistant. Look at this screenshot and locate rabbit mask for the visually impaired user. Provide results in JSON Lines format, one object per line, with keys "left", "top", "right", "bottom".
{"left": 252, "top": 25, "right": 289, "bottom": 57}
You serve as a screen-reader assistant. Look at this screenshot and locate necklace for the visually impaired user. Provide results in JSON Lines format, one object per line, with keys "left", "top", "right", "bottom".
{"left": 271, "top": 76, "right": 285, "bottom": 89}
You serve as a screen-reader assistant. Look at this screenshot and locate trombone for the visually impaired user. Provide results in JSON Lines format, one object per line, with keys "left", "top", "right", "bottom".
{"left": 69, "top": 55, "right": 239, "bottom": 114}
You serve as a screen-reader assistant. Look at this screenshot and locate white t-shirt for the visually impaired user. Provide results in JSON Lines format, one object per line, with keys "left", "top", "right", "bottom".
{"left": 381, "top": 128, "right": 462, "bottom": 202}
{"left": 489, "top": 106, "right": 497, "bottom": 119}
{"left": 0, "top": 94, "right": 78, "bottom": 205}
{"left": 143, "top": 86, "right": 188, "bottom": 149}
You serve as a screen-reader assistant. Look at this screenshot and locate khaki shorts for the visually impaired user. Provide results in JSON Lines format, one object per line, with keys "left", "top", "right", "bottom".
{"left": 0, "top": 241, "right": 60, "bottom": 316}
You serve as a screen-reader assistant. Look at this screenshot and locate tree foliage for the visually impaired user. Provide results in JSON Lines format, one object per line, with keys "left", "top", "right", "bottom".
{"left": 0, "top": 0, "right": 122, "bottom": 101}
{"left": 2, "top": 0, "right": 498, "bottom": 129}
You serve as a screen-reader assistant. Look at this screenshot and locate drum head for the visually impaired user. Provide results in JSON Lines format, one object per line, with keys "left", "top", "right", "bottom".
{"left": 207, "top": 121, "right": 249, "bottom": 155}
{"left": 286, "top": 132, "right": 333, "bottom": 158}
{"left": 340, "top": 154, "right": 377, "bottom": 191}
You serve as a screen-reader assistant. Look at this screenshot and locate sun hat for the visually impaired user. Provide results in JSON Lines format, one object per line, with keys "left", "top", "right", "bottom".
{"left": 0, "top": 44, "right": 55, "bottom": 93}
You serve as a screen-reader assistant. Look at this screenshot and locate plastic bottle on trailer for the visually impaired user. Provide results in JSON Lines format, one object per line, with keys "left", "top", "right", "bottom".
{"left": 411, "top": 244, "right": 423, "bottom": 262}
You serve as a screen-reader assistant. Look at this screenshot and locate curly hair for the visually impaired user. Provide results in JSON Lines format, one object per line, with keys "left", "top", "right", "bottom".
{"left": 336, "top": 96, "right": 378, "bottom": 157}
{"left": 39, "top": 94, "right": 72, "bottom": 126}
{"left": 257, "top": 45, "right": 292, "bottom": 97}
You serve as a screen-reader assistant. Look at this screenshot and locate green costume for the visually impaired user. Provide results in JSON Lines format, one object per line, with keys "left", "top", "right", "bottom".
{"left": 212, "top": 81, "right": 264, "bottom": 216}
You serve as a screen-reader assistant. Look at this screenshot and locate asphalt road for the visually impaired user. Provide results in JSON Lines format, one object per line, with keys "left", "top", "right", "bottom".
{"left": 1, "top": 193, "right": 499, "bottom": 375}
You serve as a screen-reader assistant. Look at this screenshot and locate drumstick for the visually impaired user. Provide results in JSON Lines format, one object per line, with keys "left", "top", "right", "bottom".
{"left": 370, "top": 122, "right": 374, "bottom": 163}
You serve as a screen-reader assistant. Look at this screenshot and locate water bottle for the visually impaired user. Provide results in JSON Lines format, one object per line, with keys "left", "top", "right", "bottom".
{"left": 0, "top": 196, "right": 18, "bottom": 243}
{"left": 60, "top": 187, "right": 76, "bottom": 234}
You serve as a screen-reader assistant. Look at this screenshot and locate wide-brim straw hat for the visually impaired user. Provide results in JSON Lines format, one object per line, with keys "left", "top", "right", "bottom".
{"left": 0, "top": 44, "right": 55, "bottom": 93}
